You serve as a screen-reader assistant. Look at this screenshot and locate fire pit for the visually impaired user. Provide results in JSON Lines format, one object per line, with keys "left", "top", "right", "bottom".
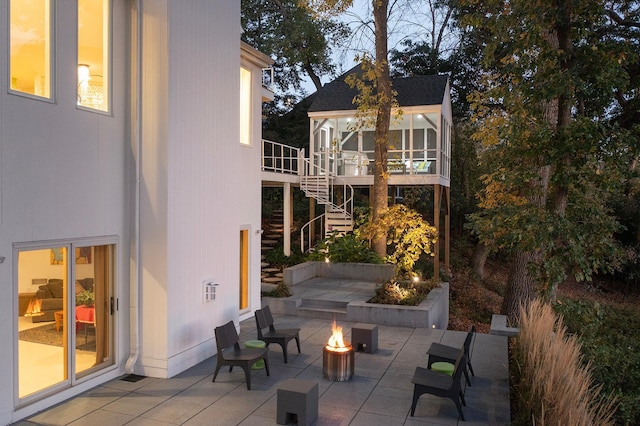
{"left": 322, "top": 320, "right": 354, "bottom": 381}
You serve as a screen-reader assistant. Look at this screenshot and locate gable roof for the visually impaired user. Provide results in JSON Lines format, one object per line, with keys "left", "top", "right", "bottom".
{"left": 308, "top": 64, "right": 449, "bottom": 113}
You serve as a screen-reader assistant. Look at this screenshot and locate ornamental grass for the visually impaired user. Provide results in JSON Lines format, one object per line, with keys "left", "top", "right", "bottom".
{"left": 512, "top": 298, "right": 617, "bottom": 425}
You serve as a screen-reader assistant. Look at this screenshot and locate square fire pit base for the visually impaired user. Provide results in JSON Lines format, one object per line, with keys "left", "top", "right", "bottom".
{"left": 277, "top": 379, "right": 318, "bottom": 426}
{"left": 352, "top": 323, "right": 378, "bottom": 354}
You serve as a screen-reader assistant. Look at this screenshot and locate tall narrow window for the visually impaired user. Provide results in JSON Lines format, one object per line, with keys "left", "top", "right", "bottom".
{"left": 239, "top": 229, "right": 249, "bottom": 310}
{"left": 9, "top": 0, "right": 53, "bottom": 99}
{"left": 78, "top": 0, "right": 110, "bottom": 111}
{"left": 240, "top": 67, "right": 252, "bottom": 146}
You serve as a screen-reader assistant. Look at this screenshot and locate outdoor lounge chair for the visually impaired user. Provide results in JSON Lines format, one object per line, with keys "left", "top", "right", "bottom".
{"left": 255, "top": 305, "right": 301, "bottom": 363}
{"left": 410, "top": 351, "right": 467, "bottom": 420}
{"left": 427, "top": 325, "right": 475, "bottom": 386}
{"left": 212, "top": 320, "right": 270, "bottom": 390}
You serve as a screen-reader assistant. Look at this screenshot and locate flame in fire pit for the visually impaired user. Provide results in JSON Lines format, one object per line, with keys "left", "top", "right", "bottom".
{"left": 323, "top": 319, "right": 354, "bottom": 381}
{"left": 326, "top": 320, "right": 350, "bottom": 353}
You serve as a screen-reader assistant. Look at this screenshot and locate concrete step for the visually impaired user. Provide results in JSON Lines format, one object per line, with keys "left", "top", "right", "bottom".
{"left": 298, "top": 298, "right": 348, "bottom": 321}
{"left": 301, "top": 299, "right": 348, "bottom": 310}
{"left": 296, "top": 306, "right": 347, "bottom": 321}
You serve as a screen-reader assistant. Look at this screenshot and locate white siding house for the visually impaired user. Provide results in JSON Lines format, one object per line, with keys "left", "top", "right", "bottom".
{"left": 0, "top": 1, "right": 271, "bottom": 423}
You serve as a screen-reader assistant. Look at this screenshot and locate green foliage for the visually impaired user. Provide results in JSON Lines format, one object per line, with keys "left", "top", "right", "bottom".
{"left": 357, "top": 204, "right": 438, "bottom": 276}
{"left": 75, "top": 290, "right": 94, "bottom": 307}
{"left": 554, "top": 299, "right": 640, "bottom": 425}
{"left": 264, "top": 246, "right": 306, "bottom": 268}
{"left": 307, "top": 232, "right": 384, "bottom": 264}
{"left": 241, "top": 0, "right": 350, "bottom": 96}
{"left": 368, "top": 279, "right": 436, "bottom": 306}
{"left": 460, "top": 0, "right": 636, "bottom": 300}
{"left": 262, "top": 282, "right": 292, "bottom": 298}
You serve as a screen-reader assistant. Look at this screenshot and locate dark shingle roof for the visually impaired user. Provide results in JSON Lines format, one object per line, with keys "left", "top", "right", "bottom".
{"left": 308, "top": 65, "right": 449, "bottom": 113}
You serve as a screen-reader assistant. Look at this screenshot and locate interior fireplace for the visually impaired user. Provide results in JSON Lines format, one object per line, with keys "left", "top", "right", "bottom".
{"left": 322, "top": 321, "right": 354, "bottom": 382}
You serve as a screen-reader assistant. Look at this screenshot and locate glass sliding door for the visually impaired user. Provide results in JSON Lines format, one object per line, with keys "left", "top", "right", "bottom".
{"left": 17, "top": 247, "right": 68, "bottom": 398}
{"left": 16, "top": 242, "right": 115, "bottom": 402}
{"left": 74, "top": 245, "right": 114, "bottom": 377}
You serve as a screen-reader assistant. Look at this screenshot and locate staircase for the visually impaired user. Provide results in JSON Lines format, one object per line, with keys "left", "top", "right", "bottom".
{"left": 260, "top": 210, "right": 285, "bottom": 292}
{"left": 299, "top": 159, "right": 354, "bottom": 252}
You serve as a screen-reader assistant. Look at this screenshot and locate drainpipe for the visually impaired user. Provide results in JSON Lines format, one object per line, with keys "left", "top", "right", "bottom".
{"left": 125, "top": 0, "right": 142, "bottom": 374}
{"left": 284, "top": 182, "right": 291, "bottom": 256}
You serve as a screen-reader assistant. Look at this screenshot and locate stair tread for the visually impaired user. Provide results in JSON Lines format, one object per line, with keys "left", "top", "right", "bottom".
{"left": 300, "top": 299, "right": 349, "bottom": 309}
{"left": 297, "top": 306, "right": 347, "bottom": 313}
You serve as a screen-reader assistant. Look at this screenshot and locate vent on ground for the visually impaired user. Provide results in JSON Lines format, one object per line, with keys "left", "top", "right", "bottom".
{"left": 121, "top": 374, "right": 146, "bottom": 382}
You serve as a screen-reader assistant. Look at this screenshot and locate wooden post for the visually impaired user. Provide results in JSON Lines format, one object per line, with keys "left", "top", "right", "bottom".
{"left": 445, "top": 186, "right": 450, "bottom": 275}
{"left": 434, "top": 184, "right": 441, "bottom": 284}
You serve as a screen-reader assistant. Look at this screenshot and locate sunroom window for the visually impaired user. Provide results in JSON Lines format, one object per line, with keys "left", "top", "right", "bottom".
{"left": 9, "top": 0, "right": 53, "bottom": 99}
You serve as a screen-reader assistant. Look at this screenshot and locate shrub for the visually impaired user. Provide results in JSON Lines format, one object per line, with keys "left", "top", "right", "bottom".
{"left": 368, "top": 279, "right": 436, "bottom": 306}
{"left": 512, "top": 299, "right": 617, "bottom": 425}
{"left": 554, "top": 299, "right": 640, "bottom": 425}
{"left": 356, "top": 204, "right": 438, "bottom": 276}
{"left": 262, "top": 282, "right": 292, "bottom": 298}
{"left": 307, "top": 232, "right": 384, "bottom": 264}
{"left": 264, "top": 245, "right": 306, "bottom": 268}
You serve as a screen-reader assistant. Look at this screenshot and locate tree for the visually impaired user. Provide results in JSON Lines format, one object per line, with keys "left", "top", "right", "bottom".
{"left": 462, "top": 0, "right": 637, "bottom": 321}
{"left": 241, "top": 0, "right": 350, "bottom": 96}
{"left": 301, "top": 0, "right": 393, "bottom": 257}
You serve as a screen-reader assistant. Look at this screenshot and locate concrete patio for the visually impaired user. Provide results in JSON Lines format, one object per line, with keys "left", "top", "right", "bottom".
{"left": 15, "top": 314, "right": 510, "bottom": 425}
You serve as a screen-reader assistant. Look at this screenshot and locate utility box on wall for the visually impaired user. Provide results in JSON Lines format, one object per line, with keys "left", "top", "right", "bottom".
{"left": 203, "top": 280, "right": 219, "bottom": 302}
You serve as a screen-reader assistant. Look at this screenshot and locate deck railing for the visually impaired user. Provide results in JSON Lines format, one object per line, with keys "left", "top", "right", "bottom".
{"left": 261, "top": 139, "right": 300, "bottom": 175}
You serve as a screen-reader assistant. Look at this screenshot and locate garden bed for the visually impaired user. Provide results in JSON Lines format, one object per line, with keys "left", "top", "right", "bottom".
{"left": 269, "top": 261, "right": 449, "bottom": 328}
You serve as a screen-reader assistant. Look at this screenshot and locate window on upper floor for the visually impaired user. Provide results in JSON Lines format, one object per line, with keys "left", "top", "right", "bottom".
{"left": 9, "top": 0, "right": 53, "bottom": 100}
{"left": 77, "top": 0, "right": 110, "bottom": 112}
{"left": 240, "top": 67, "right": 252, "bottom": 146}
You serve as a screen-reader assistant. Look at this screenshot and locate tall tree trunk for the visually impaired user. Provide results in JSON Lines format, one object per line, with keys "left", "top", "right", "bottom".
{"left": 501, "top": 251, "right": 539, "bottom": 323}
{"left": 371, "top": 0, "right": 391, "bottom": 257}
{"left": 503, "top": 2, "right": 573, "bottom": 318}
{"left": 470, "top": 241, "right": 487, "bottom": 280}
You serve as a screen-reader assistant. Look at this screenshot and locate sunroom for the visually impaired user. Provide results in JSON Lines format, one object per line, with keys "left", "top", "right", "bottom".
{"left": 306, "top": 71, "right": 452, "bottom": 187}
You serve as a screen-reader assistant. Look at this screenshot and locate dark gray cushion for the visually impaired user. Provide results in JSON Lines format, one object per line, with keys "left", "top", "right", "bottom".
{"left": 37, "top": 285, "right": 54, "bottom": 299}
{"left": 78, "top": 278, "right": 94, "bottom": 291}
{"left": 48, "top": 280, "right": 64, "bottom": 298}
